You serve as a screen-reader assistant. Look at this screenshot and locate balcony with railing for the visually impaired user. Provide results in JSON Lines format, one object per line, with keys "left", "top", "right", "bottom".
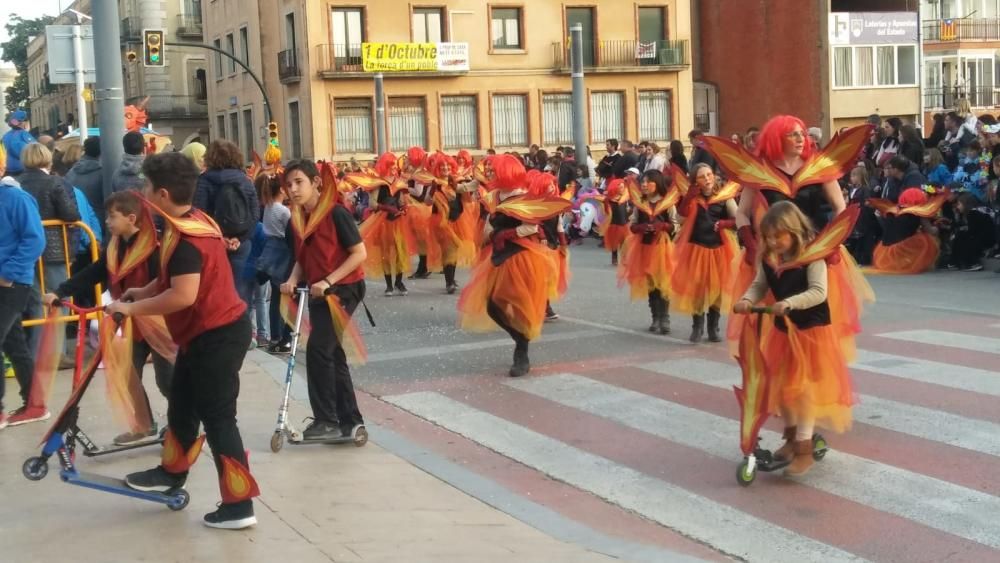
{"left": 278, "top": 49, "right": 300, "bottom": 82}
{"left": 315, "top": 44, "right": 364, "bottom": 75}
{"left": 551, "top": 39, "right": 689, "bottom": 71}
{"left": 146, "top": 95, "right": 208, "bottom": 119}
{"left": 924, "top": 19, "right": 1000, "bottom": 42}
{"left": 176, "top": 14, "right": 203, "bottom": 38}
{"left": 924, "top": 86, "right": 1000, "bottom": 110}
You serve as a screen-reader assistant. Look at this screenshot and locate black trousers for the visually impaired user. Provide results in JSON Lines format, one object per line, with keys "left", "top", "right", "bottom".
{"left": 0, "top": 284, "right": 33, "bottom": 410}
{"left": 305, "top": 281, "right": 365, "bottom": 430}
{"left": 166, "top": 315, "right": 250, "bottom": 485}
{"left": 131, "top": 338, "right": 174, "bottom": 429}
{"left": 486, "top": 299, "right": 527, "bottom": 345}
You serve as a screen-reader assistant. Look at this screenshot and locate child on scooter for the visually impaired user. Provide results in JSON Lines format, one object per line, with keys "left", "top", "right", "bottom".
{"left": 45, "top": 190, "right": 174, "bottom": 446}
{"left": 733, "top": 201, "right": 854, "bottom": 477}
{"left": 279, "top": 159, "right": 368, "bottom": 442}
{"left": 107, "top": 153, "right": 258, "bottom": 529}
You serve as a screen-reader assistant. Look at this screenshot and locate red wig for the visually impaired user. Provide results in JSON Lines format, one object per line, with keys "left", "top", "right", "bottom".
{"left": 755, "top": 115, "right": 815, "bottom": 163}
{"left": 430, "top": 151, "right": 458, "bottom": 179}
{"left": 456, "top": 149, "right": 473, "bottom": 168}
{"left": 898, "top": 187, "right": 928, "bottom": 208}
{"left": 407, "top": 146, "right": 427, "bottom": 168}
{"left": 605, "top": 178, "right": 625, "bottom": 200}
{"left": 491, "top": 154, "right": 527, "bottom": 192}
{"left": 373, "top": 151, "right": 398, "bottom": 178}
{"left": 528, "top": 172, "right": 558, "bottom": 197}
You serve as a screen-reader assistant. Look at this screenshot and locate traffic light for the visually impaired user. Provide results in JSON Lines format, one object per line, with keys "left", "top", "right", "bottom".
{"left": 143, "top": 29, "right": 165, "bottom": 67}
{"left": 126, "top": 51, "right": 137, "bottom": 63}
{"left": 267, "top": 122, "right": 279, "bottom": 143}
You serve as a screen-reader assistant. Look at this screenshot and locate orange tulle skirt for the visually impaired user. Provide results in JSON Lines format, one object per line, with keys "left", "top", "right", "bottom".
{"left": 359, "top": 212, "right": 417, "bottom": 277}
{"left": 555, "top": 246, "right": 571, "bottom": 298}
{"left": 404, "top": 201, "right": 433, "bottom": 253}
{"left": 763, "top": 323, "right": 855, "bottom": 433}
{"left": 428, "top": 211, "right": 476, "bottom": 270}
{"left": 671, "top": 233, "right": 738, "bottom": 314}
{"left": 603, "top": 224, "right": 629, "bottom": 252}
{"left": 457, "top": 240, "right": 559, "bottom": 341}
{"left": 617, "top": 232, "right": 674, "bottom": 301}
{"left": 868, "top": 232, "right": 939, "bottom": 275}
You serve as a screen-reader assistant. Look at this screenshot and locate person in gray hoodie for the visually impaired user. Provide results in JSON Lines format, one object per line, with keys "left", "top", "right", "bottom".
{"left": 111, "top": 131, "right": 146, "bottom": 193}
{"left": 65, "top": 136, "right": 106, "bottom": 226}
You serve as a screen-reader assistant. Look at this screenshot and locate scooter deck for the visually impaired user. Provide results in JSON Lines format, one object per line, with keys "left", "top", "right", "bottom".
{"left": 62, "top": 470, "right": 185, "bottom": 506}
{"left": 290, "top": 435, "right": 359, "bottom": 445}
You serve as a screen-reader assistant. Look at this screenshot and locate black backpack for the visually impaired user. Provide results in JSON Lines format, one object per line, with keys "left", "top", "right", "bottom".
{"left": 213, "top": 181, "right": 255, "bottom": 239}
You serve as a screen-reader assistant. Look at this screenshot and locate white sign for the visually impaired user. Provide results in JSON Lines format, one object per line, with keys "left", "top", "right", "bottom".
{"left": 435, "top": 42, "right": 469, "bottom": 72}
{"left": 45, "top": 25, "right": 96, "bottom": 84}
{"left": 829, "top": 12, "right": 918, "bottom": 45}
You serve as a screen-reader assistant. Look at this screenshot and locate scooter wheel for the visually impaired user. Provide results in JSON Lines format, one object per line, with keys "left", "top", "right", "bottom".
{"left": 22, "top": 457, "right": 49, "bottom": 481}
{"left": 168, "top": 489, "right": 190, "bottom": 511}
{"left": 270, "top": 431, "right": 284, "bottom": 453}
{"left": 812, "top": 435, "right": 828, "bottom": 461}
{"left": 736, "top": 459, "right": 756, "bottom": 487}
{"left": 353, "top": 426, "right": 369, "bottom": 447}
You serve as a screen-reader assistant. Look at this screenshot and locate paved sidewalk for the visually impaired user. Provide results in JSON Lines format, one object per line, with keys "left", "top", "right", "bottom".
{"left": 0, "top": 353, "right": 621, "bottom": 562}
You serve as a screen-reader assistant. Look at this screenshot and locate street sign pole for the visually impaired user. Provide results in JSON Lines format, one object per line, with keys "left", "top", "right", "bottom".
{"left": 374, "top": 73, "right": 386, "bottom": 154}
{"left": 92, "top": 1, "right": 126, "bottom": 198}
{"left": 72, "top": 24, "right": 88, "bottom": 141}
{"left": 570, "top": 24, "right": 588, "bottom": 170}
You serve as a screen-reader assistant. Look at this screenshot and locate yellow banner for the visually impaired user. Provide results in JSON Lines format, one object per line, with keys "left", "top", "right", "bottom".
{"left": 362, "top": 43, "right": 439, "bottom": 72}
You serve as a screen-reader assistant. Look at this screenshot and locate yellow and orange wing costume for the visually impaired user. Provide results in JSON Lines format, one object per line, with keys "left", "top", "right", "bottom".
{"left": 699, "top": 136, "right": 792, "bottom": 197}
{"left": 495, "top": 195, "right": 572, "bottom": 224}
{"left": 628, "top": 182, "right": 653, "bottom": 216}
{"left": 708, "top": 181, "right": 742, "bottom": 205}
{"left": 652, "top": 189, "right": 682, "bottom": 216}
{"left": 247, "top": 151, "right": 263, "bottom": 180}
{"left": 770, "top": 204, "right": 860, "bottom": 272}
{"left": 869, "top": 194, "right": 947, "bottom": 219}
{"left": 734, "top": 312, "right": 771, "bottom": 456}
{"left": 790, "top": 125, "right": 872, "bottom": 191}
{"left": 670, "top": 164, "right": 690, "bottom": 196}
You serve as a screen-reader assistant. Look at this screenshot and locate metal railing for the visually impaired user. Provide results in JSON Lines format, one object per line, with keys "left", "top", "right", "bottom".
{"left": 924, "top": 18, "right": 1000, "bottom": 41}
{"left": 176, "top": 14, "right": 203, "bottom": 37}
{"left": 146, "top": 95, "right": 209, "bottom": 118}
{"left": 315, "top": 44, "right": 364, "bottom": 73}
{"left": 278, "top": 49, "right": 300, "bottom": 80}
{"left": 924, "top": 86, "right": 1000, "bottom": 109}
{"left": 551, "top": 39, "right": 689, "bottom": 70}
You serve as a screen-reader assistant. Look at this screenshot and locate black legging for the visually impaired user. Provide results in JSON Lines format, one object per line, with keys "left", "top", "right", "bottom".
{"left": 486, "top": 300, "right": 528, "bottom": 346}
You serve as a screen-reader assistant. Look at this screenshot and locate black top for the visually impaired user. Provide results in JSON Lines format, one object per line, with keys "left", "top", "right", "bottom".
{"left": 167, "top": 239, "right": 203, "bottom": 277}
{"left": 55, "top": 233, "right": 160, "bottom": 298}
{"left": 376, "top": 185, "right": 402, "bottom": 222}
{"left": 762, "top": 262, "right": 830, "bottom": 331}
{"left": 690, "top": 202, "right": 728, "bottom": 248}
{"left": 612, "top": 151, "right": 640, "bottom": 179}
{"left": 636, "top": 206, "right": 672, "bottom": 245}
{"left": 609, "top": 200, "right": 629, "bottom": 226}
{"left": 880, "top": 214, "right": 920, "bottom": 246}
{"left": 490, "top": 211, "right": 526, "bottom": 266}
{"left": 332, "top": 205, "right": 363, "bottom": 247}
{"left": 541, "top": 217, "right": 560, "bottom": 249}
{"left": 763, "top": 176, "right": 829, "bottom": 231}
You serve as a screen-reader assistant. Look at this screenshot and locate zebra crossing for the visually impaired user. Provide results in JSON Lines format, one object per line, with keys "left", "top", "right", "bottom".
{"left": 380, "top": 324, "right": 1000, "bottom": 562}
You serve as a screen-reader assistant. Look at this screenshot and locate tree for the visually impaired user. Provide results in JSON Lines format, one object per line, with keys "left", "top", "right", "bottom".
{"left": 2, "top": 14, "right": 55, "bottom": 113}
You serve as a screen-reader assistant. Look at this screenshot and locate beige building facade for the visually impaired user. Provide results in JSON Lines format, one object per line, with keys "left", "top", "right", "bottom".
{"left": 205, "top": 0, "right": 694, "bottom": 162}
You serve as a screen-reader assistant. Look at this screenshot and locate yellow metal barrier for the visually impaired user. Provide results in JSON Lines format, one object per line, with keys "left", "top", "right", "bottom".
{"left": 21, "top": 219, "right": 104, "bottom": 327}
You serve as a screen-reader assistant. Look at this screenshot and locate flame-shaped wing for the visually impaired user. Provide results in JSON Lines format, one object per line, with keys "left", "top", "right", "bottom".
{"left": 628, "top": 182, "right": 653, "bottom": 216}
{"left": 670, "top": 163, "right": 690, "bottom": 195}
{"left": 106, "top": 219, "right": 157, "bottom": 285}
{"left": 899, "top": 194, "right": 948, "bottom": 218}
{"left": 708, "top": 181, "right": 742, "bottom": 205}
{"left": 479, "top": 187, "right": 499, "bottom": 215}
{"left": 774, "top": 205, "right": 860, "bottom": 272}
{"left": 101, "top": 317, "right": 152, "bottom": 435}
{"left": 495, "top": 195, "right": 572, "bottom": 223}
{"left": 289, "top": 173, "right": 339, "bottom": 240}
{"left": 279, "top": 293, "right": 312, "bottom": 344}
{"left": 473, "top": 159, "right": 489, "bottom": 185}
{"left": 247, "top": 150, "right": 263, "bottom": 180}
{"left": 700, "top": 136, "right": 792, "bottom": 197}
{"left": 411, "top": 168, "right": 438, "bottom": 185}
{"left": 866, "top": 198, "right": 899, "bottom": 216}
{"left": 560, "top": 186, "right": 575, "bottom": 201}
{"left": 734, "top": 313, "right": 771, "bottom": 456}
{"left": 343, "top": 170, "right": 388, "bottom": 192}
{"left": 792, "top": 124, "right": 872, "bottom": 193}
{"left": 652, "top": 189, "right": 682, "bottom": 216}
{"left": 327, "top": 294, "right": 367, "bottom": 365}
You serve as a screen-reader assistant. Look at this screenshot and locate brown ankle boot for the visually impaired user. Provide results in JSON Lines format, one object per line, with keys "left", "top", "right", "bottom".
{"left": 784, "top": 439, "right": 815, "bottom": 477}
{"left": 773, "top": 426, "right": 797, "bottom": 461}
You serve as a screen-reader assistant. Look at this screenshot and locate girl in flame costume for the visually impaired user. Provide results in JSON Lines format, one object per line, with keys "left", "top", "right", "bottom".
{"left": 457, "top": 155, "right": 571, "bottom": 377}
{"left": 108, "top": 153, "right": 258, "bottom": 530}
{"left": 617, "top": 169, "right": 680, "bottom": 335}
{"left": 529, "top": 172, "right": 571, "bottom": 320}
{"left": 670, "top": 163, "right": 741, "bottom": 343}
{"left": 700, "top": 116, "right": 875, "bottom": 353}
{"left": 734, "top": 202, "right": 857, "bottom": 477}
{"left": 598, "top": 178, "right": 631, "bottom": 266}
{"left": 415, "top": 152, "right": 478, "bottom": 294}
{"left": 345, "top": 152, "right": 418, "bottom": 296}
{"left": 402, "top": 147, "right": 435, "bottom": 280}
{"left": 866, "top": 188, "right": 945, "bottom": 274}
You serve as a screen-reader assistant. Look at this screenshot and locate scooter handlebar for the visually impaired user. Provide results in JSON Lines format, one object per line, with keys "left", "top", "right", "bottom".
{"left": 749, "top": 306, "right": 773, "bottom": 314}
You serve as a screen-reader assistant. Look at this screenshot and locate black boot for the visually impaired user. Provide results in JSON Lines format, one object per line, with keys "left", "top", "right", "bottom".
{"left": 648, "top": 293, "right": 659, "bottom": 332}
{"left": 444, "top": 264, "right": 458, "bottom": 294}
{"left": 690, "top": 314, "right": 705, "bottom": 343}
{"left": 409, "top": 255, "right": 430, "bottom": 279}
{"left": 384, "top": 275, "right": 394, "bottom": 296}
{"left": 658, "top": 299, "right": 671, "bottom": 335}
{"left": 394, "top": 274, "right": 408, "bottom": 296}
{"left": 509, "top": 339, "right": 530, "bottom": 377}
{"left": 611, "top": 250, "right": 618, "bottom": 267}
{"left": 707, "top": 307, "right": 722, "bottom": 342}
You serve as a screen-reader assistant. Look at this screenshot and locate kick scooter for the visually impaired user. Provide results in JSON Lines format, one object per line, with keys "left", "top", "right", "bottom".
{"left": 270, "top": 287, "right": 368, "bottom": 453}
{"left": 22, "top": 308, "right": 189, "bottom": 511}
{"left": 734, "top": 307, "right": 828, "bottom": 486}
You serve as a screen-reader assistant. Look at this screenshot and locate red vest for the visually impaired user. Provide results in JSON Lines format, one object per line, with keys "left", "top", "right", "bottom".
{"left": 158, "top": 211, "right": 246, "bottom": 348}
{"left": 292, "top": 203, "right": 365, "bottom": 286}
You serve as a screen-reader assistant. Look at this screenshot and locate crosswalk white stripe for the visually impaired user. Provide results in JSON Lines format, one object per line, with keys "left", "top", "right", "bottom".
{"left": 852, "top": 349, "right": 1000, "bottom": 397}
{"left": 639, "top": 358, "right": 1000, "bottom": 458}
{"left": 510, "top": 373, "right": 1000, "bottom": 550}
{"left": 877, "top": 329, "right": 1000, "bottom": 356}
{"left": 385, "top": 391, "right": 864, "bottom": 563}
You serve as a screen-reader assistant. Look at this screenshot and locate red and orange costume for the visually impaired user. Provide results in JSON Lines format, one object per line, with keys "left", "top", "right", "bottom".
{"left": 867, "top": 188, "right": 945, "bottom": 274}
{"left": 597, "top": 179, "right": 631, "bottom": 265}
{"left": 418, "top": 152, "right": 477, "bottom": 293}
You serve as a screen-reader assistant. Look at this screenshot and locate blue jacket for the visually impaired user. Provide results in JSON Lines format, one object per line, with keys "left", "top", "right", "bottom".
{"left": 194, "top": 168, "right": 260, "bottom": 240}
{"left": 0, "top": 182, "right": 46, "bottom": 284}
{"left": 72, "top": 187, "right": 104, "bottom": 254}
{"left": 1, "top": 128, "right": 35, "bottom": 175}
{"left": 242, "top": 222, "right": 266, "bottom": 280}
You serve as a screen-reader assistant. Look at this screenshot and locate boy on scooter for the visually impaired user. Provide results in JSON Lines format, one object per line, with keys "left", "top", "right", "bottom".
{"left": 279, "top": 159, "right": 368, "bottom": 441}
{"left": 107, "top": 152, "right": 258, "bottom": 530}
{"left": 44, "top": 190, "right": 174, "bottom": 446}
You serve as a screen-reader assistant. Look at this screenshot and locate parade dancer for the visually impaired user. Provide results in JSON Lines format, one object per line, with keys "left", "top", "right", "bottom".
{"left": 457, "top": 155, "right": 569, "bottom": 377}
{"left": 867, "top": 187, "right": 945, "bottom": 274}
{"left": 670, "top": 163, "right": 740, "bottom": 342}
{"left": 403, "top": 147, "right": 433, "bottom": 279}
{"left": 530, "top": 172, "right": 570, "bottom": 321}
{"left": 425, "top": 152, "right": 476, "bottom": 294}
{"left": 617, "top": 169, "right": 680, "bottom": 335}
{"left": 598, "top": 178, "right": 630, "bottom": 266}
{"left": 280, "top": 159, "right": 368, "bottom": 441}
{"left": 733, "top": 202, "right": 854, "bottom": 476}
{"left": 111, "top": 153, "right": 258, "bottom": 529}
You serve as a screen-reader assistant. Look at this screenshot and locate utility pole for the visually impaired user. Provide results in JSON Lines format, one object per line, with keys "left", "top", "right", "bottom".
{"left": 92, "top": 1, "right": 126, "bottom": 199}
{"left": 374, "top": 73, "right": 387, "bottom": 154}
{"left": 570, "top": 24, "right": 588, "bottom": 168}
{"left": 71, "top": 21, "right": 88, "bottom": 140}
